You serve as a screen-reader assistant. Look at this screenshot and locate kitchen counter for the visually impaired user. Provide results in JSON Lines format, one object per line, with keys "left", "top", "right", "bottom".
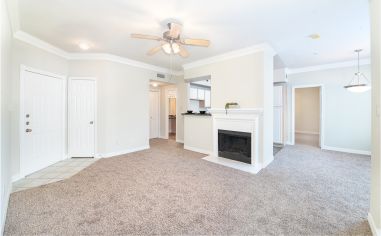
{"left": 181, "top": 113, "right": 211, "bottom": 116}
{"left": 183, "top": 114, "right": 213, "bottom": 155}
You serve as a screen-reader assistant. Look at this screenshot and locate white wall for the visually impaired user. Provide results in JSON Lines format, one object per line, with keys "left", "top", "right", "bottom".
{"left": 9, "top": 37, "right": 172, "bottom": 177}
{"left": 1, "top": 0, "right": 14, "bottom": 232}
{"left": 184, "top": 47, "right": 275, "bottom": 166}
{"left": 175, "top": 78, "right": 187, "bottom": 143}
{"left": 295, "top": 87, "right": 320, "bottom": 134}
{"left": 370, "top": 0, "right": 381, "bottom": 234}
{"left": 287, "top": 65, "right": 371, "bottom": 153}
{"left": 185, "top": 52, "right": 266, "bottom": 108}
{"left": 69, "top": 60, "right": 154, "bottom": 156}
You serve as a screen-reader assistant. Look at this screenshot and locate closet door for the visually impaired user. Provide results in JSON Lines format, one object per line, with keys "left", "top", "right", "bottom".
{"left": 68, "top": 78, "right": 96, "bottom": 157}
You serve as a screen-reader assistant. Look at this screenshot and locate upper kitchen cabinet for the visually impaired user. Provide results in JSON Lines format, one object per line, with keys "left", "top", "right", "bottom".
{"left": 190, "top": 87, "right": 198, "bottom": 100}
{"left": 205, "top": 90, "right": 211, "bottom": 107}
{"left": 197, "top": 88, "right": 205, "bottom": 100}
{"left": 274, "top": 68, "right": 288, "bottom": 83}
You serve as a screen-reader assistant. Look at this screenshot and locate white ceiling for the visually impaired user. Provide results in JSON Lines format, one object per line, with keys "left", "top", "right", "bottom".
{"left": 17, "top": 0, "right": 370, "bottom": 70}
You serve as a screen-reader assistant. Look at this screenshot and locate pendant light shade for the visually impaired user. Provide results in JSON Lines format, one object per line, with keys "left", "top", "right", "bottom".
{"left": 344, "top": 49, "right": 370, "bottom": 93}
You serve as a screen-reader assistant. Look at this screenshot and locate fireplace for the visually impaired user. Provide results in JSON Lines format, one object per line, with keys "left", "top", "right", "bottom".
{"left": 218, "top": 129, "right": 251, "bottom": 164}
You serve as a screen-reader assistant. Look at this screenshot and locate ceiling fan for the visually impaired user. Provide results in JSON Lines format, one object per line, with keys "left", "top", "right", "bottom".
{"left": 131, "top": 22, "right": 210, "bottom": 58}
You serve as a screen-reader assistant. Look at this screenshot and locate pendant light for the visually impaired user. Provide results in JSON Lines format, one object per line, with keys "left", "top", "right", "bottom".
{"left": 344, "top": 49, "right": 371, "bottom": 93}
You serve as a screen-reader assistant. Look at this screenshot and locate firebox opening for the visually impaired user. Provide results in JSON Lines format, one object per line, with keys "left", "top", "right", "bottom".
{"left": 218, "top": 129, "right": 251, "bottom": 164}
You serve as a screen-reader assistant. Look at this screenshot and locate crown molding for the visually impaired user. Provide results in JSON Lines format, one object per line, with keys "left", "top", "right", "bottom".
{"left": 14, "top": 31, "right": 70, "bottom": 59}
{"left": 5, "top": 0, "right": 20, "bottom": 33}
{"left": 68, "top": 53, "right": 170, "bottom": 74}
{"left": 287, "top": 59, "right": 371, "bottom": 75}
{"left": 182, "top": 43, "right": 277, "bottom": 70}
{"left": 13, "top": 30, "right": 183, "bottom": 75}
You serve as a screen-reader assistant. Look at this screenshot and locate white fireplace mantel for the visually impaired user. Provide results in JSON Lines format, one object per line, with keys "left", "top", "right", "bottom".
{"left": 203, "top": 108, "right": 264, "bottom": 174}
{"left": 208, "top": 108, "right": 264, "bottom": 115}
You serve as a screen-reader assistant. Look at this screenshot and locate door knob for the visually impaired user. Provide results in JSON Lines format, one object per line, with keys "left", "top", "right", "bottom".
{"left": 25, "top": 128, "right": 32, "bottom": 133}
{"left": 89, "top": 121, "right": 94, "bottom": 124}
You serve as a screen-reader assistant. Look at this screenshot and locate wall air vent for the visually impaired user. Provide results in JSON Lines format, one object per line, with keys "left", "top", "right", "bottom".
{"left": 157, "top": 73, "right": 165, "bottom": 79}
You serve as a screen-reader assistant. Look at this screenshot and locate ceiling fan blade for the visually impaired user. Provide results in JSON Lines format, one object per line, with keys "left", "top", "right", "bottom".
{"left": 179, "top": 45, "right": 189, "bottom": 58}
{"left": 168, "top": 23, "right": 182, "bottom": 39}
{"left": 131, "top": 34, "right": 162, "bottom": 41}
{"left": 181, "top": 38, "right": 210, "bottom": 47}
{"left": 147, "top": 45, "right": 163, "bottom": 56}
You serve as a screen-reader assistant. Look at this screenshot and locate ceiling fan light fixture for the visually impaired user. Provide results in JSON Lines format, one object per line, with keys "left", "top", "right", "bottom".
{"left": 131, "top": 22, "right": 210, "bottom": 57}
{"left": 162, "top": 43, "right": 172, "bottom": 54}
{"left": 172, "top": 43, "right": 180, "bottom": 54}
{"left": 78, "top": 42, "right": 90, "bottom": 50}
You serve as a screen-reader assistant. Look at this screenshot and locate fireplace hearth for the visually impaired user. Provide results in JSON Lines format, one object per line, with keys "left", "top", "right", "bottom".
{"left": 218, "top": 129, "right": 251, "bottom": 164}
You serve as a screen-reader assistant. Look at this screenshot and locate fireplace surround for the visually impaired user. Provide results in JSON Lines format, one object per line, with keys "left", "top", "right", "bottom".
{"left": 203, "top": 108, "right": 265, "bottom": 174}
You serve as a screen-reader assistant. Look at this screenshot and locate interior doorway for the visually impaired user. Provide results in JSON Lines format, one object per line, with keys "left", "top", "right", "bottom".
{"left": 292, "top": 85, "right": 323, "bottom": 147}
{"left": 168, "top": 97, "right": 176, "bottom": 140}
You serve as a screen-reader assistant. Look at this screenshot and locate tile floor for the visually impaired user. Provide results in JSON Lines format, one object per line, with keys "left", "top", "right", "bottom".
{"left": 12, "top": 158, "right": 98, "bottom": 193}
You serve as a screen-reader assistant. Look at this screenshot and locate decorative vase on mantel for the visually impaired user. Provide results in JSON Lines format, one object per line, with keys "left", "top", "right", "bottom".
{"left": 225, "top": 102, "right": 240, "bottom": 114}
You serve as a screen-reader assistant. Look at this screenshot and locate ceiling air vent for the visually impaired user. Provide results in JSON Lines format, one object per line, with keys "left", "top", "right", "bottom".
{"left": 157, "top": 73, "right": 165, "bottom": 79}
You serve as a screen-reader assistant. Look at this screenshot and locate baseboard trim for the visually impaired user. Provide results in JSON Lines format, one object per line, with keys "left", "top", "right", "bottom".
{"left": 99, "top": 145, "right": 150, "bottom": 158}
{"left": 262, "top": 155, "right": 274, "bottom": 168}
{"left": 176, "top": 139, "right": 184, "bottom": 144}
{"left": 203, "top": 155, "right": 262, "bottom": 174}
{"left": 368, "top": 213, "right": 381, "bottom": 236}
{"left": 1, "top": 182, "right": 12, "bottom": 234}
{"left": 322, "top": 145, "right": 371, "bottom": 156}
{"left": 286, "top": 141, "right": 293, "bottom": 145}
{"left": 12, "top": 174, "right": 23, "bottom": 183}
{"left": 295, "top": 130, "right": 320, "bottom": 135}
{"left": 184, "top": 145, "right": 212, "bottom": 155}
{"left": 159, "top": 136, "right": 168, "bottom": 139}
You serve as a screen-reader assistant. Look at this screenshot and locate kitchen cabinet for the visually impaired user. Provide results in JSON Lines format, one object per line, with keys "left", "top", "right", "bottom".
{"left": 205, "top": 90, "right": 211, "bottom": 107}
{"left": 190, "top": 87, "right": 198, "bottom": 100}
{"left": 197, "top": 88, "right": 205, "bottom": 100}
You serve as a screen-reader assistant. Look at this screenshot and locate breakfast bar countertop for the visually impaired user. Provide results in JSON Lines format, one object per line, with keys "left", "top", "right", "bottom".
{"left": 181, "top": 113, "right": 212, "bottom": 116}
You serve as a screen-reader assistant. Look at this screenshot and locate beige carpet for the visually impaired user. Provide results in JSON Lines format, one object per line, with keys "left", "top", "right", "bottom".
{"left": 5, "top": 139, "right": 371, "bottom": 235}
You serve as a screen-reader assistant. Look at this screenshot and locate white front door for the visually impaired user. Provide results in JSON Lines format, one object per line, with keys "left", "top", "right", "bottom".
{"left": 68, "top": 78, "right": 96, "bottom": 157}
{"left": 149, "top": 91, "right": 160, "bottom": 139}
{"left": 21, "top": 67, "right": 66, "bottom": 176}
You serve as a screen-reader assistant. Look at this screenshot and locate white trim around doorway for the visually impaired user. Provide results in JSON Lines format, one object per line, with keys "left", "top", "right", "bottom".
{"left": 149, "top": 89, "right": 161, "bottom": 139}
{"left": 291, "top": 84, "right": 325, "bottom": 147}
{"left": 164, "top": 88, "right": 177, "bottom": 140}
